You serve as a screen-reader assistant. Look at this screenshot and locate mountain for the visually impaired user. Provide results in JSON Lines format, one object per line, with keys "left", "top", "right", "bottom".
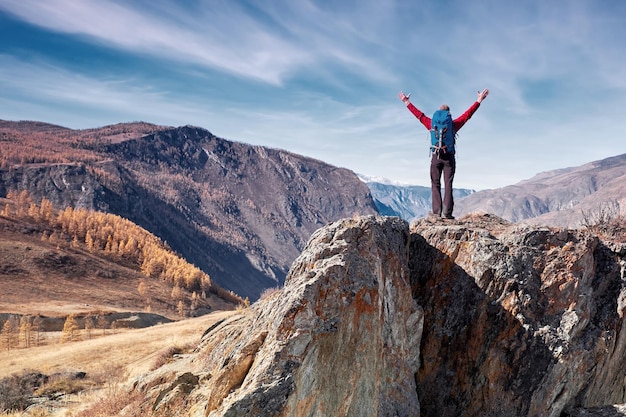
{"left": 454, "top": 153, "right": 626, "bottom": 227}
{"left": 118, "top": 214, "right": 626, "bottom": 417}
{"left": 359, "top": 174, "right": 474, "bottom": 221}
{"left": 0, "top": 120, "right": 378, "bottom": 300}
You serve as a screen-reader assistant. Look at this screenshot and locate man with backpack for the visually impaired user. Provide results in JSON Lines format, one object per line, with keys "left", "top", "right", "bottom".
{"left": 398, "top": 88, "right": 489, "bottom": 219}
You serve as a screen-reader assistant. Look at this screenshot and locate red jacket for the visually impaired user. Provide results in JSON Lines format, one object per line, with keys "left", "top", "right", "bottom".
{"left": 407, "top": 101, "right": 481, "bottom": 132}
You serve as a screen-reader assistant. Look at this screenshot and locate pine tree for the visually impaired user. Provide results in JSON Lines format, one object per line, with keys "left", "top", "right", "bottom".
{"left": 2, "top": 203, "right": 10, "bottom": 217}
{"left": 85, "top": 231, "right": 96, "bottom": 253}
{"left": 19, "top": 316, "right": 33, "bottom": 348}
{"left": 137, "top": 281, "right": 147, "bottom": 297}
{"left": 39, "top": 197, "right": 54, "bottom": 222}
{"left": 32, "top": 315, "right": 44, "bottom": 346}
{"left": 1, "top": 317, "right": 18, "bottom": 351}
{"left": 191, "top": 291, "right": 199, "bottom": 310}
{"left": 61, "top": 314, "right": 81, "bottom": 343}
{"left": 15, "top": 190, "right": 31, "bottom": 217}
{"left": 171, "top": 285, "right": 183, "bottom": 301}
{"left": 96, "top": 315, "right": 108, "bottom": 336}
{"left": 28, "top": 203, "right": 39, "bottom": 220}
{"left": 84, "top": 316, "right": 94, "bottom": 340}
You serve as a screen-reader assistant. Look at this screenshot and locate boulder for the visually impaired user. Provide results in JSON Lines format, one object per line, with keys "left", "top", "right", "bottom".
{"left": 410, "top": 213, "right": 626, "bottom": 417}
{"left": 135, "top": 215, "right": 422, "bottom": 417}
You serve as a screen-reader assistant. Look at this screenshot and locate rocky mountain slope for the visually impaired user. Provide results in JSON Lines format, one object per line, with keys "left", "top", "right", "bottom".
{"left": 124, "top": 214, "right": 626, "bottom": 417}
{"left": 454, "top": 153, "right": 626, "bottom": 227}
{"left": 0, "top": 121, "right": 378, "bottom": 299}
{"left": 360, "top": 175, "right": 474, "bottom": 221}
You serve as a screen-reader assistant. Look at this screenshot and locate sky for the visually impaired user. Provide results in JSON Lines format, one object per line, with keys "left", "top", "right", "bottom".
{"left": 1, "top": 0, "right": 625, "bottom": 190}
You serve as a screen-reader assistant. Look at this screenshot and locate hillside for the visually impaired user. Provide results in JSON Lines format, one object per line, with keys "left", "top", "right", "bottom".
{"left": 0, "top": 120, "right": 378, "bottom": 299}
{"left": 454, "top": 153, "right": 626, "bottom": 227}
{"left": 0, "top": 195, "right": 240, "bottom": 323}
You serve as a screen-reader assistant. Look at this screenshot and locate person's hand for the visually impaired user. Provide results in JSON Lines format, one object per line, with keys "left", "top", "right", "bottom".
{"left": 477, "top": 88, "right": 489, "bottom": 103}
{"left": 398, "top": 91, "right": 411, "bottom": 104}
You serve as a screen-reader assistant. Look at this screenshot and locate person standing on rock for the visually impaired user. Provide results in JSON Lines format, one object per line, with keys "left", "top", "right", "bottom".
{"left": 398, "top": 88, "right": 489, "bottom": 219}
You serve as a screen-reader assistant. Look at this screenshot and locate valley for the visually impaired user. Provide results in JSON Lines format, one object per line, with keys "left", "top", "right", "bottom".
{"left": 0, "top": 310, "right": 237, "bottom": 416}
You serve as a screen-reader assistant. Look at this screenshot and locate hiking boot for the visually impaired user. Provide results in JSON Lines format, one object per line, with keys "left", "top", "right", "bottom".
{"left": 443, "top": 214, "right": 455, "bottom": 219}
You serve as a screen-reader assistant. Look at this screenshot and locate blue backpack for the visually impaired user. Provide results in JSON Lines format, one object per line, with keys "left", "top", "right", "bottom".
{"left": 430, "top": 109, "right": 455, "bottom": 156}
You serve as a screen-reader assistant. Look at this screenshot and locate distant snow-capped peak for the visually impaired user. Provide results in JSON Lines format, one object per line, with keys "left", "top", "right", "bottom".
{"left": 357, "top": 173, "right": 417, "bottom": 187}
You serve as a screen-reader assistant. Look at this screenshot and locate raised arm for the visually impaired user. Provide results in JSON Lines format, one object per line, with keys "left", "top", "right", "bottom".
{"left": 398, "top": 90, "right": 431, "bottom": 130}
{"left": 453, "top": 88, "right": 489, "bottom": 131}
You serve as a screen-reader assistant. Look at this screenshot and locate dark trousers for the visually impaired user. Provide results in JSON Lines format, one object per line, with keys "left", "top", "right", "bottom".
{"left": 430, "top": 152, "right": 456, "bottom": 217}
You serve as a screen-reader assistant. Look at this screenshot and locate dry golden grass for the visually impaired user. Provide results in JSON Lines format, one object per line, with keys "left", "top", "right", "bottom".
{"left": 0, "top": 310, "right": 237, "bottom": 416}
{"left": 0, "top": 310, "right": 236, "bottom": 381}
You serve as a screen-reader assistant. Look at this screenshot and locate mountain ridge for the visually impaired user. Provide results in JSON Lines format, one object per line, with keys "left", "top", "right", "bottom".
{"left": 454, "top": 153, "right": 626, "bottom": 227}
{"left": 0, "top": 120, "right": 378, "bottom": 300}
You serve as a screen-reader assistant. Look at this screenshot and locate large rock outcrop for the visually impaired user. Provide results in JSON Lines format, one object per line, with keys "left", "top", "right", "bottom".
{"left": 0, "top": 163, "right": 108, "bottom": 211}
{"left": 133, "top": 214, "right": 626, "bottom": 417}
{"left": 135, "top": 215, "right": 422, "bottom": 417}
{"left": 411, "top": 214, "right": 626, "bottom": 416}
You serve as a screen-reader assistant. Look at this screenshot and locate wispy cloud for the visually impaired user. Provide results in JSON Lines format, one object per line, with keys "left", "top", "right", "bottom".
{"left": 1, "top": 0, "right": 625, "bottom": 189}
{"left": 0, "top": 0, "right": 400, "bottom": 86}
{"left": 0, "top": 0, "right": 312, "bottom": 84}
{"left": 1, "top": 55, "right": 158, "bottom": 109}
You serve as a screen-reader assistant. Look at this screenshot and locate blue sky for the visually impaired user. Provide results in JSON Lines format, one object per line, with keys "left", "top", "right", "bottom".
{"left": 1, "top": 0, "right": 625, "bottom": 190}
